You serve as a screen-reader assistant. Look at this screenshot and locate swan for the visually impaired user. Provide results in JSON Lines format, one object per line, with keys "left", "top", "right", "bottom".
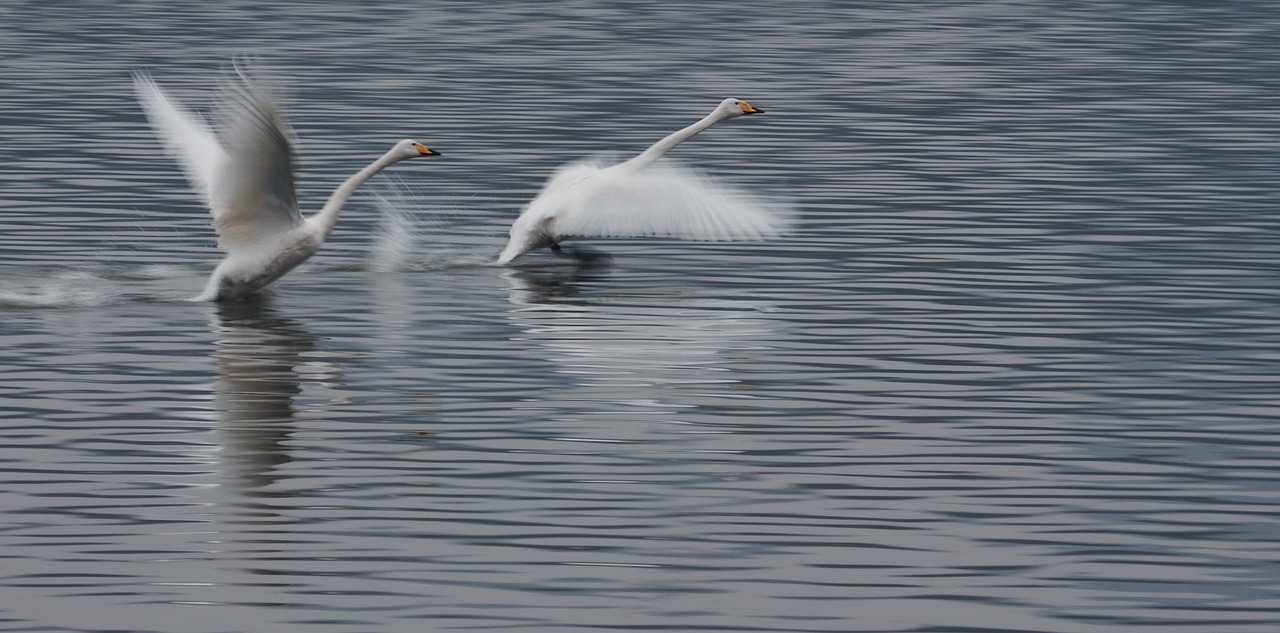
{"left": 134, "top": 68, "right": 441, "bottom": 301}
{"left": 497, "top": 98, "right": 788, "bottom": 264}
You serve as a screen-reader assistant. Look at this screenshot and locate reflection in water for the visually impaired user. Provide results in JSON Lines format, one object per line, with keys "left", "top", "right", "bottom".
{"left": 212, "top": 296, "right": 335, "bottom": 496}
{"left": 501, "top": 259, "right": 614, "bottom": 305}
{"left": 503, "top": 266, "right": 776, "bottom": 395}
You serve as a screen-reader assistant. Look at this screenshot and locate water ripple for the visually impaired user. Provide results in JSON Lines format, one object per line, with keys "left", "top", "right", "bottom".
{"left": 2, "top": 1, "right": 1278, "bottom": 632}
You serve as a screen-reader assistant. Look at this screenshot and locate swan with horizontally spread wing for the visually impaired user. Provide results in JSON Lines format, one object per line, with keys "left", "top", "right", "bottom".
{"left": 497, "top": 98, "right": 789, "bottom": 264}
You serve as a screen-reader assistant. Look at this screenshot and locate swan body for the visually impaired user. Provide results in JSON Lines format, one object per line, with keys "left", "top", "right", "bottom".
{"left": 134, "top": 69, "right": 440, "bottom": 301}
{"left": 497, "top": 98, "right": 786, "bottom": 264}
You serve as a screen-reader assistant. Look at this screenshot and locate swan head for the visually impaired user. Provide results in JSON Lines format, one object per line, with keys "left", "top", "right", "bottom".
{"left": 717, "top": 98, "right": 764, "bottom": 119}
{"left": 391, "top": 139, "right": 442, "bottom": 161}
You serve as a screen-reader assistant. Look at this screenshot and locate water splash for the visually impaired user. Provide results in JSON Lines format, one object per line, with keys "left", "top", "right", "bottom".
{"left": 0, "top": 265, "right": 205, "bottom": 308}
{"left": 0, "top": 269, "right": 121, "bottom": 308}
{"left": 366, "top": 178, "right": 505, "bottom": 272}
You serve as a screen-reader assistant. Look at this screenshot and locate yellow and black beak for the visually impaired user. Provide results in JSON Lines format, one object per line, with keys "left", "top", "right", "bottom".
{"left": 414, "top": 142, "right": 441, "bottom": 156}
{"left": 739, "top": 100, "right": 764, "bottom": 115}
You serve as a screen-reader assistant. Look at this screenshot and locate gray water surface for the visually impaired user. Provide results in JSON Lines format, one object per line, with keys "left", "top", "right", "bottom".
{"left": 2, "top": 2, "right": 1278, "bottom": 632}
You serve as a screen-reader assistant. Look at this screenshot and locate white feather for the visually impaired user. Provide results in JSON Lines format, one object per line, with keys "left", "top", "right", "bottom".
{"left": 133, "top": 73, "right": 225, "bottom": 209}
{"left": 206, "top": 73, "right": 304, "bottom": 253}
{"left": 541, "top": 159, "right": 787, "bottom": 241}
{"left": 134, "top": 66, "right": 441, "bottom": 301}
{"left": 497, "top": 97, "right": 787, "bottom": 264}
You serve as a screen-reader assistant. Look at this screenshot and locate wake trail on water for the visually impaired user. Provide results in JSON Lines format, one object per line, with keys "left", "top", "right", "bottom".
{"left": 0, "top": 265, "right": 205, "bottom": 308}
{"left": 0, "top": 178, "right": 511, "bottom": 308}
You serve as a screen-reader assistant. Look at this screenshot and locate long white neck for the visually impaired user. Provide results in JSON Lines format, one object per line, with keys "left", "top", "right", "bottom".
{"left": 617, "top": 109, "right": 729, "bottom": 172}
{"left": 308, "top": 149, "right": 404, "bottom": 236}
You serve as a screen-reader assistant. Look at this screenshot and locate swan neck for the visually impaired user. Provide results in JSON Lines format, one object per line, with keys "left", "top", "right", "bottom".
{"left": 311, "top": 149, "right": 402, "bottom": 235}
{"left": 621, "top": 110, "right": 725, "bottom": 171}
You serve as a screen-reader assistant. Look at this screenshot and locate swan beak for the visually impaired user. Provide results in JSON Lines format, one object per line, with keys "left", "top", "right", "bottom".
{"left": 414, "top": 142, "right": 441, "bottom": 156}
{"left": 739, "top": 100, "right": 764, "bottom": 115}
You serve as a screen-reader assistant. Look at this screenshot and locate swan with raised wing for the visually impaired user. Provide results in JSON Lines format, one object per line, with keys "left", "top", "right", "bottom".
{"left": 135, "top": 68, "right": 441, "bottom": 300}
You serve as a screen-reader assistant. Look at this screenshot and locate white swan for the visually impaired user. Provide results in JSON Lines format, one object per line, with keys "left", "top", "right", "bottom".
{"left": 497, "top": 98, "right": 788, "bottom": 264}
{"left": 134, "top": 68, "right": 441, "bottom": 301}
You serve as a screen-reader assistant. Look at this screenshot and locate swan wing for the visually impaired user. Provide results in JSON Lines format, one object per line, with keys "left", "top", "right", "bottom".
{"left": 133, "top": 72, "right": 226, "bottom": 209}
{"left": 551, "top": 161, "right": 790, "bottom": 242}
{"left": 207, "top": 72, "right": 304, "bottom": 252}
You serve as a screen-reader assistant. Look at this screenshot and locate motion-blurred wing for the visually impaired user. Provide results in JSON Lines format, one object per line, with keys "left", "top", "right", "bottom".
{"left": 208, "top": 71, "right": 303, "bottom": 252}
{"left": 133, "top": 72, "right": 226, "bottom": 209}
{"left": 552, "top": 161, "right": 790, "bottom": 241}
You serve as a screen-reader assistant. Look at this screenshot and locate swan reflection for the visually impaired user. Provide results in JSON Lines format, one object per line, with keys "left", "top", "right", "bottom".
{"left": 502, "top": 257, "right": 614, "bottom": 305}
{"left": 503, "top": 267, "right": 776, "bottom": 393}
{"left": 212, "top": 296, "right": 336, "bottom": 495}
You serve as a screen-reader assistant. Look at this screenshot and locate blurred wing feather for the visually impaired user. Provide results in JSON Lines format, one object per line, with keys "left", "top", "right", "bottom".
{"left": 551, "top": 161, "right": 790, "bottom": 241}
{"left": 208, "top": 73, "right": 303, "bottom": 252}
{"left": 133, "top": 72, "right": 225, "bottom": 209}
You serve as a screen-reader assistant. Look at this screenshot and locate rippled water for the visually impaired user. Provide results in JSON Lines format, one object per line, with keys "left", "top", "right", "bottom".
{"left": 2, "top": 2, "right": 1279, "bottom": 631}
